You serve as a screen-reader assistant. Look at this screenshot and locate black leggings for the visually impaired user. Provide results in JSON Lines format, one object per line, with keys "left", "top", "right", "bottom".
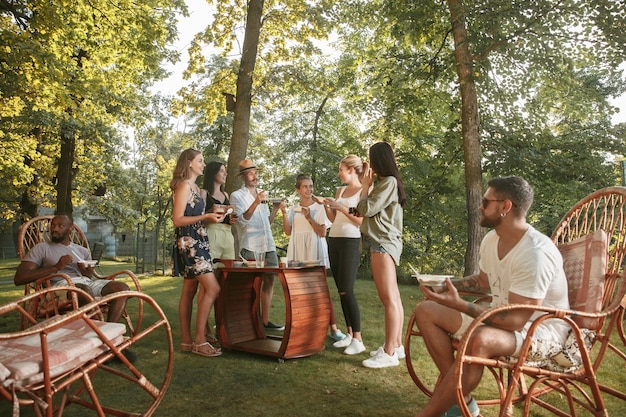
{"left": 327, "top": 237, "right": 361, "bottom": 333}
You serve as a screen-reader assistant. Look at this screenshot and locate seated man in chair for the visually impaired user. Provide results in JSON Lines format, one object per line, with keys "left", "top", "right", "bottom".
{"left": 413, "top": 177, "right": 570, "bottom": 417}
{"left": 14, "top": 213, "right": 136, "bottom": 362}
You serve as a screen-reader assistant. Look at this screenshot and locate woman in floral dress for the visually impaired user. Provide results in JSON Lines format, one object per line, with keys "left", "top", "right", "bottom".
{"left": 170, "top": 148, "right": 224, "bottom": 357}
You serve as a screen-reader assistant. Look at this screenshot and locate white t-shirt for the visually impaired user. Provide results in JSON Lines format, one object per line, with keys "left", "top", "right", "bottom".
{"left": 286, "top": 202, "right": 331, "bottom": 267}
{"left": 327, "top": 187, "right": 361, "bottom": 239}
{"left": 479, "top": 226, "right": 570, "bottom": 342}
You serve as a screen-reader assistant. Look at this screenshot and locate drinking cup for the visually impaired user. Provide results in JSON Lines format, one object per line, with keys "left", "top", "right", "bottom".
{"left": 254, "top": 252, "right": 265, "bottom": 268}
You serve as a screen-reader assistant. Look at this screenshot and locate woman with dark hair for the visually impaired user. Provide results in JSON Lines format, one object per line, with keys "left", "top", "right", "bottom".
{"left": 200, "top": 161, "right": 237, "bottom": 343}
{"left": 357, "top": 141, "right": 407, "bottom": 368}
{"left": 201, "top": 161, "right": 237, "bottom": 262}
{"left": 170, "top": 149, "right": 224, "bottom": 357}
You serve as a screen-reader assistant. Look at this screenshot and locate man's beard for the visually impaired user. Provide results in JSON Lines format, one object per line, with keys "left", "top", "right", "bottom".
{"left": 480, "top": 214, "right": 502, "bottom": 229}
{"left": 50, "top": 233, "right": 66, "bottom": 243}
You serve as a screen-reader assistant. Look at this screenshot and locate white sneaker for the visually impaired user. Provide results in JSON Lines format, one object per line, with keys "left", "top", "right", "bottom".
{"left": 333, "top": 333, "right": 352, "bottom": 348}
{"left": 369, "top": 345, "right": 405, "bottom": 359}
{"left": 343, "top": 338, "right": 366, "bottom": 355}
{"left": 362, "top": 349, "right": 399, "bottom": 368}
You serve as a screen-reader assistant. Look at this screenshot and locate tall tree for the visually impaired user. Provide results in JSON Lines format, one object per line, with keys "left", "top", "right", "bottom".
{"left": 226, "top": 0, "right": 265, "bottom": 192}
{"left": 0, "top": 0, "right": 185, "bottom": 223}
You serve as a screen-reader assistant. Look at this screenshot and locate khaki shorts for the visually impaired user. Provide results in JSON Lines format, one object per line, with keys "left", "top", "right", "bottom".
{"left": 207, "top": 223, "right": 235, "bottom": 260}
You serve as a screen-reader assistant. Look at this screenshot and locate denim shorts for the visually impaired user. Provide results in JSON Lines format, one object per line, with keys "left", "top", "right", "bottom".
{"left": 363, "top": 236, "right": 388, "bottom": 255}
{"left": 240, "top": 249, "right": 278, "bottom": 267}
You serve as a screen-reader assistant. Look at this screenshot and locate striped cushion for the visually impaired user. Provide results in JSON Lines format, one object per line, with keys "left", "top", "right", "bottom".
{"left": 0, "top": 318, "right": 126, "bottom": 388}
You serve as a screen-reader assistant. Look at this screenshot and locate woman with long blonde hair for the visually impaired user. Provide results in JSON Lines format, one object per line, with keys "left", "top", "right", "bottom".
{"left": 170, "top": 148, "right": 224, "bottom": 357}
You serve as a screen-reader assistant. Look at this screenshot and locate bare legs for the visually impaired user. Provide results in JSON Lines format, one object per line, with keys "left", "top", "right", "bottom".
{"left": 370, "top": 252, "right": 403, "bottom": 355}
{"left": 413, "top": 300, "right": 517, "bottom": 417}
{"left": 178, "top": 279, "right": 199, "bottom": 346}
{"left": 178, "top": 273, "right": 220, "bottom": 349}
{"left": 101, "top": 280, "right": 131, "bottom": 323}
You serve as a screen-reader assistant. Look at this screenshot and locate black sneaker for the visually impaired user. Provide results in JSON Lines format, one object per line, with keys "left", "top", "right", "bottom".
{"left": 105, "top": 349, "right": 138, "bottom": 365}
{"left": 263, "top": 321, "right": 285, "bottom": 331}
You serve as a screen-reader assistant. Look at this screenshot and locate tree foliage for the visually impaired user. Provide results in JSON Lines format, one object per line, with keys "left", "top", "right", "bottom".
{"left": 0, "top": 0, "right": 185, "bottom": 229}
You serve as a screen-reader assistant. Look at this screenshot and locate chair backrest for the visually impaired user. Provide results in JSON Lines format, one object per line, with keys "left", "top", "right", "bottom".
{"left": 551, "top": 187, "right": 626, "bottom": 321}
{"left": 18, "top": 215, "right": 89, "bottom": 260}
{"left": 91, "top": 242, "right": 105, "bottom": 264}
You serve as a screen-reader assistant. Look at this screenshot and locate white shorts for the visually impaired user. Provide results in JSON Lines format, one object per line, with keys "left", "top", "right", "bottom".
{"left": 451, "top": 312, "right": 562, "bottom": 357}
{"left": 54, "top": 276, "right": 109, "bottom": 297}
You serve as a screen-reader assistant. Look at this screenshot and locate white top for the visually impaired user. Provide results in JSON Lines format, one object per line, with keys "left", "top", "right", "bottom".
{"left": 479, "top": 226, "right": 570, "bottom": 342}
{"left": 286, "top": 202, "right": 331, "bottom": 267}
{"left": 327, "top": 187, "right": 361, "bottom": 239}
{"left": 231, "top": 187, "right": 277, "bottom": 253}
{"left": 24, "top": 242, "right": 92, "bottom": 284}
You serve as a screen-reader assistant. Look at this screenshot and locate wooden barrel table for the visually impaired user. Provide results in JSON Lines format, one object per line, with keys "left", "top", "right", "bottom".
{"left": 215, "top": 264, "right": 331, "bottom": 360}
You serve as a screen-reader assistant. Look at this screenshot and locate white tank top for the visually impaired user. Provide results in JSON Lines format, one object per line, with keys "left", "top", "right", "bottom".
{"left": 328, "top": 187, "right": 361, "bottom": 238}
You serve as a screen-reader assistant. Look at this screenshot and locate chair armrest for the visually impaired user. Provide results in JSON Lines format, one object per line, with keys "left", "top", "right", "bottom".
{"left": 93, "top": 270, "right": 141, "bottom": 291}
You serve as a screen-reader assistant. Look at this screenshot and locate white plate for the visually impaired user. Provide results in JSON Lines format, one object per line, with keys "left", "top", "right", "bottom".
{"left": 412, "top": 274, "right": 453, "bottom": 286}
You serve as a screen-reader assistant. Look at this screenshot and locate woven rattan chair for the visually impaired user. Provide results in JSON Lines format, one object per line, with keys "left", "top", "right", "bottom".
{"left": 0, "top": 287, "right": 173, "bottom": 417}
{"left": 405, "top": 186, "right": 626, "bottom": 416}
{"left": 17, "top": 215, "right": 142, "bottom": 334}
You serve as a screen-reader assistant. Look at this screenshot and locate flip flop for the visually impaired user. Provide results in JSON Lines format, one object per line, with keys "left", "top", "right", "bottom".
{"left": 192, "top": 342, "right": 222, "bottom": 357}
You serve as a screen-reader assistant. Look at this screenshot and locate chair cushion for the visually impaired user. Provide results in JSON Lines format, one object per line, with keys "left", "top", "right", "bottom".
{"left": 0, "top": 317, "right": 126, "bottom": 388}
{"left": 521, "top": 327, "right": 596, "bottom": 372}
{"left": 557, "top": 229, "right": 607, "bottom": 329}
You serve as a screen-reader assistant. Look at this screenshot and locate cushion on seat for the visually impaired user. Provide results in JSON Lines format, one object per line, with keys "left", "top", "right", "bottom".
{"left": 557, "top": 229, "right": 607, "bottom": 329}
{"left": 0, "top": 318, "right": 126, "bottom": 388}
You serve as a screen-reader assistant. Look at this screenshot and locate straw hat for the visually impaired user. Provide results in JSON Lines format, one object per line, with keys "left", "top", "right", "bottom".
{"left": 238, "top": 159, "right": 260, "bottom": 175}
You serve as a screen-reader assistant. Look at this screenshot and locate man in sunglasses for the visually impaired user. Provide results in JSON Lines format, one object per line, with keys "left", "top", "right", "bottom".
{"left": 413, "top": 176, "right": 569, "bottom": 417}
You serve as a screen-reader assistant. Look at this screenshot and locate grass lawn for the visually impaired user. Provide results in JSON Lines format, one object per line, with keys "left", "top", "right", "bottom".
{"left": 0, "top": 258, "right": 624, "bottom": 416}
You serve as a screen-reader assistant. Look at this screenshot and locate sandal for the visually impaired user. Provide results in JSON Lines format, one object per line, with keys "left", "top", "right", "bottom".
{"left": 180, "top": 342, "right": 193, "bottom": 352}
{"left": 192, "top": 342, "right": 222, "bottom": 357}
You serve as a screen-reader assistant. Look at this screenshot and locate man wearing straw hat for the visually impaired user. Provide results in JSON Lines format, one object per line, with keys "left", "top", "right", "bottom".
{"left": 231, "top": 159, "right": 284, "bottom": 330}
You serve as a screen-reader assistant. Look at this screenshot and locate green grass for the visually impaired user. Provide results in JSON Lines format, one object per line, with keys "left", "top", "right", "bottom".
{"left": 0, "top": 258, "right": 624, "bottom": 416}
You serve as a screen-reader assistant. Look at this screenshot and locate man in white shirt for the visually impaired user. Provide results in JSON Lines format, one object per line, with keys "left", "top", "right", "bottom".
{"left": 413, "top": 176, "right": 569, "bottom": 417}
{"left": 230, "top": 160, "right": 284, "bottom": 330}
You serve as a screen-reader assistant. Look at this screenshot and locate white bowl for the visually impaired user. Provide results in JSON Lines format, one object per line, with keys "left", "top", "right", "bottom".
{"left": 78, "top": 260, "right": 98, "bottom": 268}
{"left": 413, "top": 274, "right": 453, "bottom": 287}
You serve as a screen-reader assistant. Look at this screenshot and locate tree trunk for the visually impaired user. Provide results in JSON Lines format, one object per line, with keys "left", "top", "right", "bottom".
{"left": 56, "top": 123, "right": 76, "bottom": 215}
{"left": 225, "top": 0, "right": 265, "bottom": 194}
{"left": 448, "top": 0, "right": 483, "bottom": 276}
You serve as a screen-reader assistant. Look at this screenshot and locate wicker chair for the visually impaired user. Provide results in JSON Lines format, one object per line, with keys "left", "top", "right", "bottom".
{"left": 16, "top": 215, "right": 142, "bottom": 334}
{"left": 405, "top": 186, "right": 626, "bottom": 416}
{"left": 0, "top": 287, "right": 173, "bottom": 417}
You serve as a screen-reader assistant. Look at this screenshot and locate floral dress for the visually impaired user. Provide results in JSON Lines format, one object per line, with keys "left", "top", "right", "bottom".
{"left": 172, "top": 186, "right": 213, "bottom": 278}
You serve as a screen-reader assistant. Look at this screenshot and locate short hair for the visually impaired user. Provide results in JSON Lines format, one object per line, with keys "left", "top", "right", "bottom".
{"left": 295, "top": 173, "right": 312, "bottom": 189}
{"left": 487, "top": 176, "right": 534, "bottom": 215}
{"left": 54, "top": 213, "right": 74, "bottom": 225}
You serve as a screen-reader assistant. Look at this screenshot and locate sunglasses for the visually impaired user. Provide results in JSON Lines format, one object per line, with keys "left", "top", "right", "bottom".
{"left": 482, "top": 198, "right": 504, "bottom": 209}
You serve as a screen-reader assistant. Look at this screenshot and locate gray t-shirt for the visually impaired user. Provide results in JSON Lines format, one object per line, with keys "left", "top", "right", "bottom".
{"left": 24, "top": 242, "right": 92, "bottom": 283}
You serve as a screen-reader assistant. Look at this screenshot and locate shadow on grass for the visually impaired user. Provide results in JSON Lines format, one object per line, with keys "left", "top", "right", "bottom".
{"left": 0, "top": 258, "right": 624, "bottom": 416}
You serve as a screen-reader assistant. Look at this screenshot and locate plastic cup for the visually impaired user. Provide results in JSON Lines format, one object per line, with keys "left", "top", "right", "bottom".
{"left": 280, "top": 257, "right": 288, "bottom": 268}
{"left": 254, "top": 252, "right": 265, "bottom": 268}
